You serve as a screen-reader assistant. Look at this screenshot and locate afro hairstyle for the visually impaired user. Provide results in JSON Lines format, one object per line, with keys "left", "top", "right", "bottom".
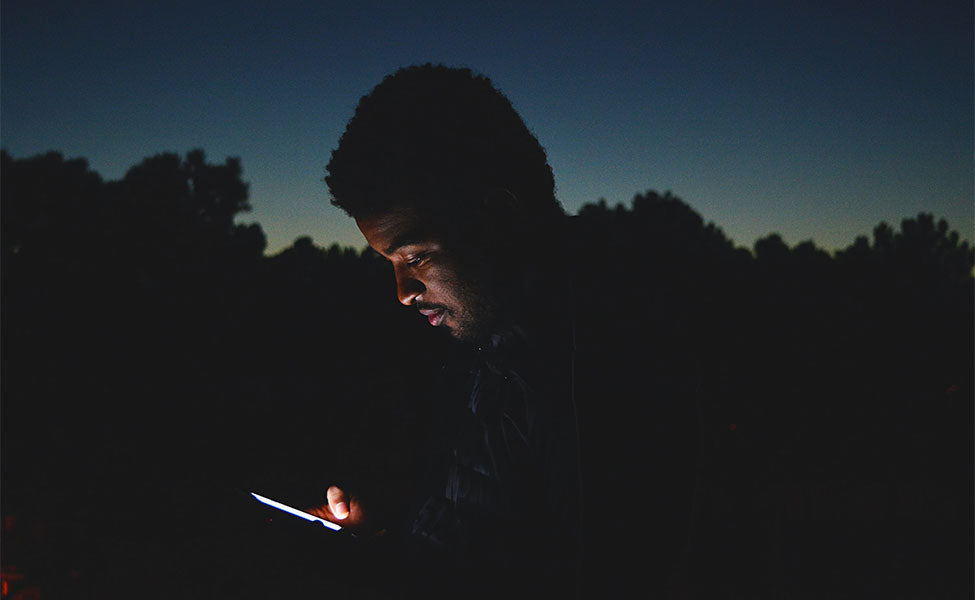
{"left": 325, "top": 64, "right": 562, "bottom": 229}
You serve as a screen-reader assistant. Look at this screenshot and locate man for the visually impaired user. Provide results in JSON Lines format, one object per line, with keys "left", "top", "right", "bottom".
{"left": 312, "top": 64, "right": 583, "bottom": 597}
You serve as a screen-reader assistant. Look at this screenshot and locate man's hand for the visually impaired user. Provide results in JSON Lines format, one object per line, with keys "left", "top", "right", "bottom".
{"left": 307, "top": 485, "right": 366, "bottom": 529}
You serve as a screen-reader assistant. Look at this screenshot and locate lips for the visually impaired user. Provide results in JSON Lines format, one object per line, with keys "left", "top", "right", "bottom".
{"left": 418, "top": 307, "right": 446, "bottom": 327}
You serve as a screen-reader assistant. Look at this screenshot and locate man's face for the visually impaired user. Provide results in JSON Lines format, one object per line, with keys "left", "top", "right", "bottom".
{"left": 356, "top": 205, "right": 499, "bottom": 343}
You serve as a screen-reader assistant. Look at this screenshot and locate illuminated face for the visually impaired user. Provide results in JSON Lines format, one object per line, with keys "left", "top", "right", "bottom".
{"left": 356, "top": 205, "right": 499, "bottom": 343}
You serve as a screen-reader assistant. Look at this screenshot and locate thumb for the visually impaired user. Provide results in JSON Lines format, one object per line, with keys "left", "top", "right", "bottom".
{"left": 326, "top": 485, "right": 350, "bottom": 520}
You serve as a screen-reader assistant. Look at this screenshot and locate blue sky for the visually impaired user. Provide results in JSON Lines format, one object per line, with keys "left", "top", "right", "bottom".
{"left": 2, "top": 0, "right": 972, "bottom": 253}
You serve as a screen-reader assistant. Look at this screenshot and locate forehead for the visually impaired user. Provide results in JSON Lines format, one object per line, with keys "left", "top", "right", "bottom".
{"left": 356, "top": 205, "right": 434, "bottom": 256}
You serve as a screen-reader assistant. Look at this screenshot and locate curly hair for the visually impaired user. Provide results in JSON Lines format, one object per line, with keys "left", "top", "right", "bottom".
{"left": 325, "top": 64, "right": 562, "bottom": 229}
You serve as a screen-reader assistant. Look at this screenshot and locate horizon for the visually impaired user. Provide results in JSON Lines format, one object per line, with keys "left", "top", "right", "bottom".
{"left": 2, "top": 144, "right": 970, "bottom": 257}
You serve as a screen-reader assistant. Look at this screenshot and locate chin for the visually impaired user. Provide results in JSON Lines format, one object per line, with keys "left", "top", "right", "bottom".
{"left": 447, "top": 327, "right": 473, "bottom": 342}
{"left": 444, "top": 322, "right": 479, "bottom": 344}
{"left": 454, "top": 324, "right": 500, "bottom": 348}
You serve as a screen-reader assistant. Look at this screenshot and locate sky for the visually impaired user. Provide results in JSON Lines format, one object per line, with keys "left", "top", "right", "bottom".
{"left": 2, "top": 0, "right": 972, "bottom": 254}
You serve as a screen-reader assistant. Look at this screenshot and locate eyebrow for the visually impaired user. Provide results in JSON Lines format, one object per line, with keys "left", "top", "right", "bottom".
{"left": 383, "top": 231, "right": 432, "bottom": 256}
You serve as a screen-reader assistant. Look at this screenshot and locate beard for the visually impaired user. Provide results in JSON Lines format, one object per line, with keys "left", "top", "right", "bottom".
{"left": 431, "top": 257, "right": 509, "bottom": 345}
{"left": 442, "top": 277, "right": 501, "bottom": 344}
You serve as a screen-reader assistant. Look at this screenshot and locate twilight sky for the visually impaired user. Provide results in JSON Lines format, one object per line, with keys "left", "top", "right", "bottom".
{"left": 2, "top": 0, "right": 972, "bottom": 254}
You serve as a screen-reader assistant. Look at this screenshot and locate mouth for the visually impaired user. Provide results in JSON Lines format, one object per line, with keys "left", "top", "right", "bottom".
{"left": 418, "top": 307, "right": 446, "bottom": 327}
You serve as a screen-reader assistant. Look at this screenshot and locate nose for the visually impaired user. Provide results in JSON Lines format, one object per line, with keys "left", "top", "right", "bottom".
{"left": 394, "top": 265, "right": 425, "bottom": 306}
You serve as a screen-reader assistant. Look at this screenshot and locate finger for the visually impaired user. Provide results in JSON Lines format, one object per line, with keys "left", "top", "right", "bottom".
{"left": 326, "top": 485, "right": 349, "bottom": 520}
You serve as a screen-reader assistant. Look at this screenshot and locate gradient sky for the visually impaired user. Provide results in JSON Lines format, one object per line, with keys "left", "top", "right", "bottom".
{"left": 2, "top": 0, "right": 972, "bottom": 254}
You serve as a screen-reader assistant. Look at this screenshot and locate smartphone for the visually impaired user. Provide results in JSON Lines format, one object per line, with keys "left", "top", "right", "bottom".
{"left": 250, "top": 491, "right": 343, "bottom": 531}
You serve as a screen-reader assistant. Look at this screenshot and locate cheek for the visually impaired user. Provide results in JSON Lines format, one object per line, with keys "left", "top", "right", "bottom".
{"left": 445, "top": 275, "right": 488, "bottom": 315}
{"left": 423, "top": 263, "right": 460, "bottom": 293}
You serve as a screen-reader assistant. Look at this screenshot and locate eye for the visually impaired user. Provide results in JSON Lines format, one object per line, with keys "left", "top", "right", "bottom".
{"left": 406, "top": 253, "right": 429, "bottom": 267}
